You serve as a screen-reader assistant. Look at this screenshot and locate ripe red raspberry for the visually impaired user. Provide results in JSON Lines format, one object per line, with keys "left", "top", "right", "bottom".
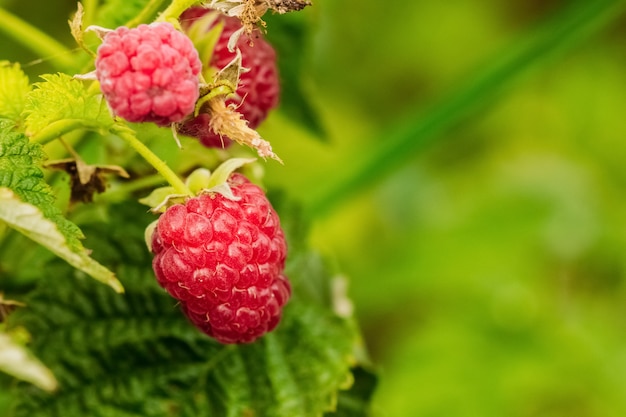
{"left": 178, "top": 8, "right": 280, "bottom": 148}
{"left": 95, "top": 22, "right": 202, "bottom": 126}
{"left": 150, "top": 173, "right": 290, "bottom": 344}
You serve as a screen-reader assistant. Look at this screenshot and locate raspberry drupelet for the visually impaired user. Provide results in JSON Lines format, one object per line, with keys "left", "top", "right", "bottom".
{"left": 95, "top": 22, "right": 202, "bottom": 126}
{"left": 150, "top": 173, "right": 290, "bottom": 344}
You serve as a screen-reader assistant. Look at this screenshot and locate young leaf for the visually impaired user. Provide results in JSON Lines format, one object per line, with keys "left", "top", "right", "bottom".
{"left": 6, "top": 201, "right": 361, "bottom": 417}
{"left": 69, "top": 2, "right": 96, "bottom": 58}
{"left": 0, "top": 61, "right": 31, "bottom": 125}
{"left": 0, "top": 124, "right": 122, "bottom": 292}
{"left": 23, "top": 73, "right": 113, "bottom": 137}
{"left": 0, "top": 331, "right": 57, "bottom": 392}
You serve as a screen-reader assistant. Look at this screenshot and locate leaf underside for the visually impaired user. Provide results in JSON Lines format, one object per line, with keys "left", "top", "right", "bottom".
{"left": 0, "top": 123, "right": 82, "bottom": 250}
{"left": 0, "top": 331, "right": 58, "bottom": 392}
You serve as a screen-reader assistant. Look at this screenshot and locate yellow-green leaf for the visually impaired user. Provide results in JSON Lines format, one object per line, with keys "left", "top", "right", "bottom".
{"left": 0, "top": 331, "right": 58, "bottom": 392}
{"left": 24, "top": 73, "right": 113, "bottom": 137}
{"left": 0, "top": 61, "right": 31, "bottom": 124}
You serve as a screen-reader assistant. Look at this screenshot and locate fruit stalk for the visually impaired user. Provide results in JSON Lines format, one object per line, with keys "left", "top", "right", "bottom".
{"left": 30, "top": 119, "right": 102, "bottom": 145}
{"left": 158, "top": 0, "right": 203, "bottom": 25}
{"left": 111, "top": 125, "right": 192, "bottom": 196}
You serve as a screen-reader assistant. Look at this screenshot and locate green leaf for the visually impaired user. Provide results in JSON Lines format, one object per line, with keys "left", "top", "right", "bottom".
{"left": 24, "top": 73, "right": 113, "bottom": 138}
{"left": 264, "top": 12, "right": 327, "bottom": 139}
{"left": 0, "top": 124, "right": 122, "bottom": 292}
{"left": 0, "top": 331, "right": 57, "bottom": 392}
{"left": 96, "top": 0, "right": 159, "bottom": 28}
{"left": 0, "top": 124, "right": 82, "bottom": 250}
{"left": 6, "top": 201, "right": 360, "bottom": 416}
{"left": 0, "top": 61, "right": 31, "bottom": 124}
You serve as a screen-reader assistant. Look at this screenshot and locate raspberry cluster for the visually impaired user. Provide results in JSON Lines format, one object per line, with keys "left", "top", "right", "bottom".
{"left": 150, "top": 173, "right": 290, "bottom": 344}
{"left": 95, "top": 13, "right": 289, "bottom": 343}
{"left": 178, "top": 8, "right": 280, "bottom": 148}
{"left": 95, "top": 22, "right": 202, "bottom": 126}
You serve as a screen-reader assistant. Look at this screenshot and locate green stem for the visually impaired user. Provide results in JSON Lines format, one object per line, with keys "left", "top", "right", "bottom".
{"left": 125, "top": 0, "right": 170, "bottom": 27}
{"left": 305, "top": 0, "right": 626, "bottom": 218}
{"left": 110, "top": 125, "right": 191, "bottom": 196}
{"left": 30, "top": 119, "right": 102, "bottom": 145}
{"left": 0, "top": 7, "right": 75, "bottom": 72}
{"left": 157, "top": 0, "right": 201, "bottom": 26}
{"left": 98, "top": 174, "right": 168, "bottom": 202}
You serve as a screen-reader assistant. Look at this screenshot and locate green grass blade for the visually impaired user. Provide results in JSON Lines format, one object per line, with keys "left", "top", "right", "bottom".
{"left": 306, "top": 0, "right": 626, "bottom": 218}
{"left": 0, "top": 7, "right": 75, "bottom": 72}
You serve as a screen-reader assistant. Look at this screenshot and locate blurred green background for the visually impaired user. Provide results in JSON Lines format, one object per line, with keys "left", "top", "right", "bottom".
{"left": 3, "top": 0, "right": 626, "bottom": 416}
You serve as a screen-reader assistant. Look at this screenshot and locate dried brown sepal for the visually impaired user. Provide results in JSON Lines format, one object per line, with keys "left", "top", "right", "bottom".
{"left": 266, "top": 0, "right": 312, "bottom": 14}
{"left": 207, "top": 97, "right": 282, "bottom": 163}
{"left": 206, "top": 0, "right": 265, "bottom": 35}
{"left": 46, "top": 139, "right": 130, "bottom": 204}
{"left": 0, "top": 293, "right": 25, "bottom": 323}
{"left": 46, "top": 159, "right": 129, "bottom": 204}
{"left": 207, "top": 0, "right": 312, "bottom": 36}
{"left": 215, "top": 48, "right": 245, "bottom": 89}
{"left": 241, "top": 0, "right": 267, "bottom": 34}
{"left": 69, "top": 2, "right": 96, "bottom": 57}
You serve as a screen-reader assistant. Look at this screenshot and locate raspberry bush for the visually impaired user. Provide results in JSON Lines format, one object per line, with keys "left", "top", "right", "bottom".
{"left": 0, "top": 0, "right": 371, "bottom": 416}
{"left": 2, "top": 0, "right": 619, "bottom": 416}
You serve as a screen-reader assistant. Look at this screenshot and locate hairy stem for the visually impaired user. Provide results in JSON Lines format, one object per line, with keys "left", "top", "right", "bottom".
{"left": 111, "top": 125, "right": 192, "bottom": 196}
{"left": 98, "top": 174, "right": 168, "bottom": 202}
{"left": 0, "top": 7, "right": 75, "bottom": 72}
{"left": 30, "top": 119, "right": 103, "bottom": 145}
{"left": 157, "top": 0, "right": 201, "bottom": 26}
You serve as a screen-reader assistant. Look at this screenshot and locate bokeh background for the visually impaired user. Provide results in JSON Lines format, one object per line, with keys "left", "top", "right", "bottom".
{"left": 3, "top": 0, "right": 626, "bottom": 416}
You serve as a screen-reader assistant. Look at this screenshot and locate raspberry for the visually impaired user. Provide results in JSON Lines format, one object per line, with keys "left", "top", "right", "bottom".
{"left": 95, "top": 22, "right": 202, "bottom": 126}
{"left": 178, "top": 9, "right": 280, "bottom": 148}
{"left": 150, "top": 173, "right": 290, "bottom": 344}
